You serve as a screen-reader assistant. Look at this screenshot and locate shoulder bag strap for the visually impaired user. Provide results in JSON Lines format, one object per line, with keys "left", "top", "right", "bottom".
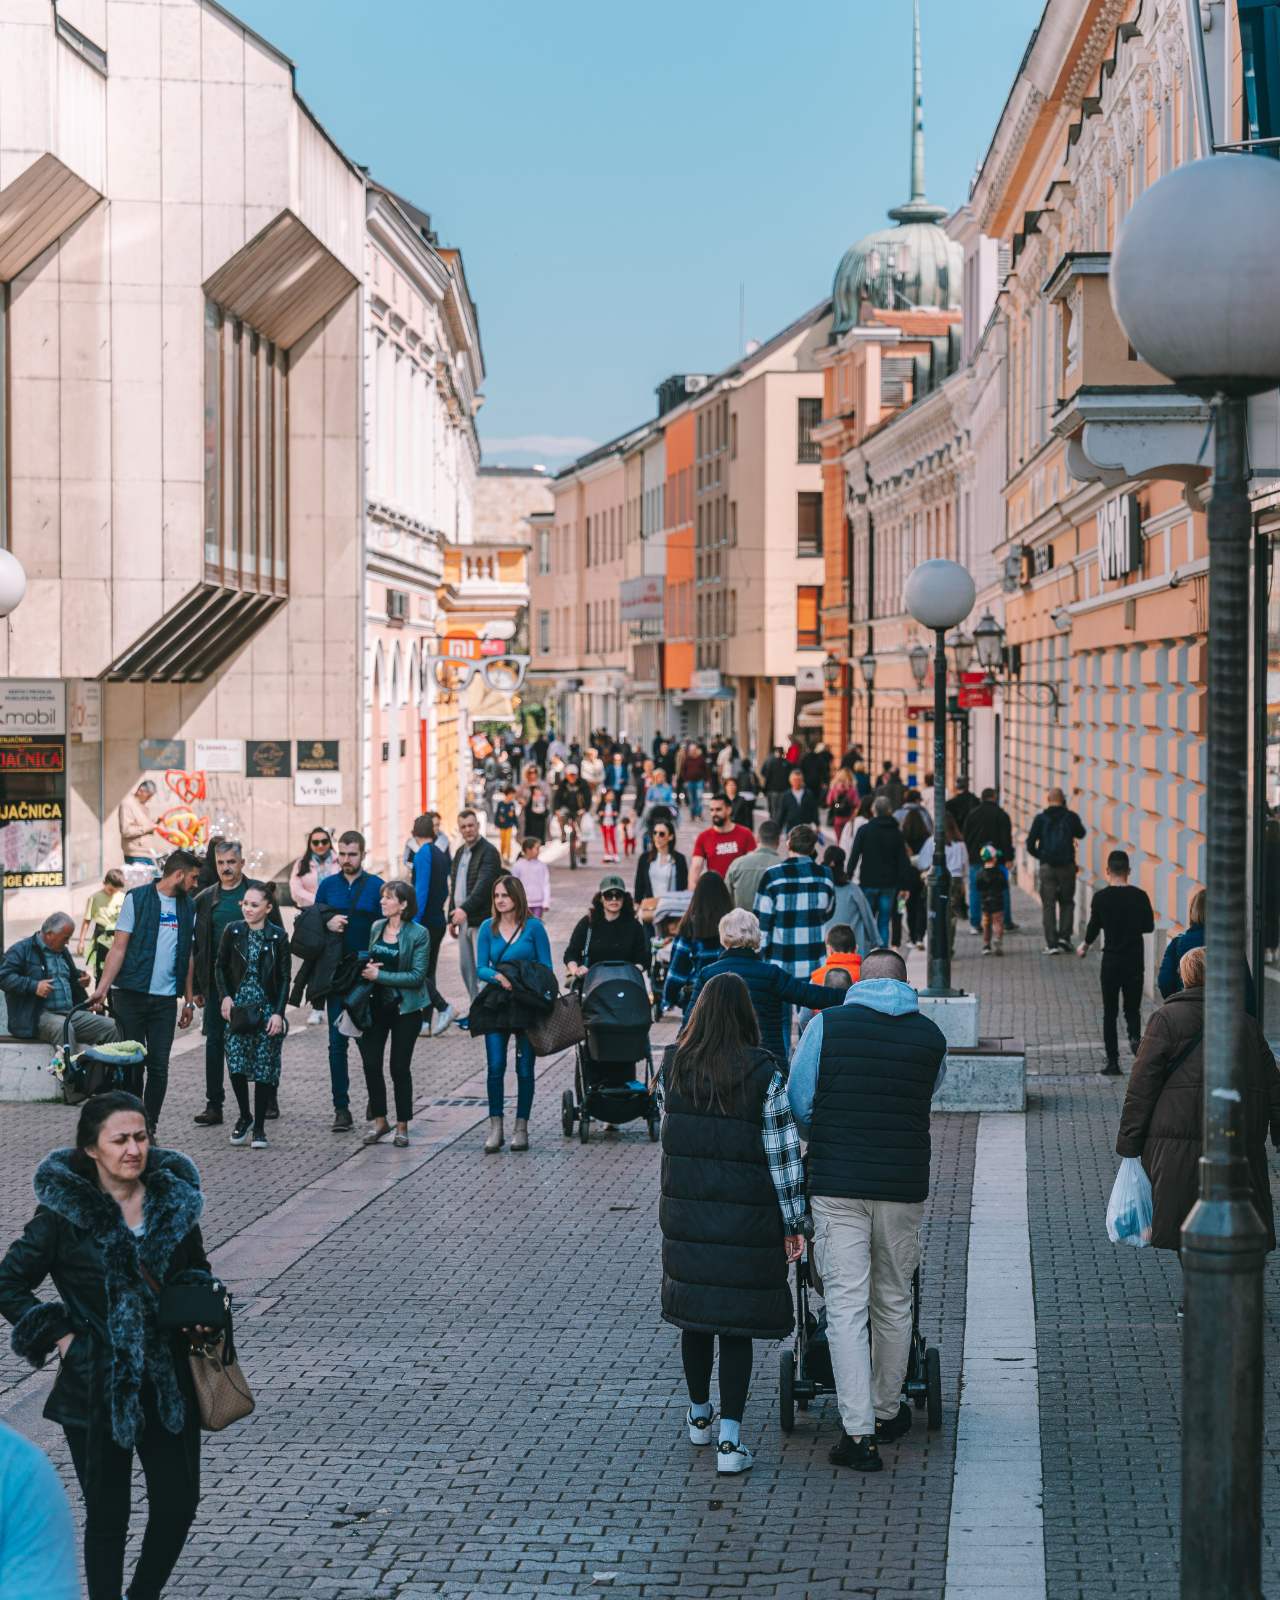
{"left": 1160, "top": 1028, "right": 1204, "bottom": 1088}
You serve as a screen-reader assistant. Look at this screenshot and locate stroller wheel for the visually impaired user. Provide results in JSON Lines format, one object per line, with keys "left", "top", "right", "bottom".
{"left": 561, "top": 1089, "right": 575, "bottom": 1138}
{"left": 779, "top": 1349, "right": 795, "bottom": 1434}
{"left": 578, "top": 1112, "right": 591, "bottom": 1144}
{"left": 925, "top": 1345, "right": 942, "bottom": 1429}
{"left": 647, "top": 1112, "right": 660, "bottom": 1143}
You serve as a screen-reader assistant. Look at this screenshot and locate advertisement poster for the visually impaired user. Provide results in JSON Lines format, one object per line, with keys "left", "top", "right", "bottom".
{"left": 246, "top": 740, "right": 291, "bottom": 778}
{"left": 195, "top": 738, "right": 244, "bottom": 773}
{"left": 295, "top": 740, "right": 339, "bottom": 772}
{"left": 140, "top": 739, "right": 186, "bottom": 770}
{"left": 295, "top": 771, "right": 342, "bottom": 807}
{"left": 0, "top": 681, "right": 67, "bottom": 888}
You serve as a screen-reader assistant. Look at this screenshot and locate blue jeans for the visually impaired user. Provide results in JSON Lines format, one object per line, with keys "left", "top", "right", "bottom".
{"left": 869, "top": 888, "right": 896, "bottom": 946}
{"left": 485, "top": 1031, "right": 535, "bottom": 1118}
{"left": 326, "top": 993, "right": 351, "bottom": 1111}
{"left": 685, "top": 779, "right": 704, "bottom": 819}
{"left": 968, "top": 865, "right": 1011, "bottom": 930}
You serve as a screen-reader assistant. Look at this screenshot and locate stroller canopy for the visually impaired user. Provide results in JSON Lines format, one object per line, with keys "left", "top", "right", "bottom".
{"left": 582, "top": 962, "right": 651, "bottom": 1032}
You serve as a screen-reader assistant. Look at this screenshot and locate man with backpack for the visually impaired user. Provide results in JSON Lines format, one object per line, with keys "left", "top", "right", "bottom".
{"left": 1026, "top": 788, "right": 1087, "bottom": 954}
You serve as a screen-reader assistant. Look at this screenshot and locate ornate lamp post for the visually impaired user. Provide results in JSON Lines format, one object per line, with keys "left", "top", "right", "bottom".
{"left": 821, "top": 653, "right": 843, "bottom": 747}
{"left": 858, "top": 651, "right": 877, "bottom": 768}
{"left": 904, "top": 559, "right": 975, "bottom": 995}
{"left": 1111, "top": 152, "right": 1280, "bottom": 1600}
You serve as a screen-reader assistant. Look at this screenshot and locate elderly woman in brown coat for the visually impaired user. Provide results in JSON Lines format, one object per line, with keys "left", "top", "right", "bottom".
{"left": 1116, "top": 947, "right": 1280, "bottom": 1251}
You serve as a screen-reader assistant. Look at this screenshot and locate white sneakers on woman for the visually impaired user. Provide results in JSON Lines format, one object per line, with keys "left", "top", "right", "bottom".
{"left": 716, "top": 1440, "right": 754, "bottom": 1474}
{"left": 687, "top": 1409, "right": 714, "bottom": 1446}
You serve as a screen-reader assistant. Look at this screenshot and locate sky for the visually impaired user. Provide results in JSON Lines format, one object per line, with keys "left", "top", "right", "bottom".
{"left": 232, "top": 0, "right": 1045, "bottom": 470}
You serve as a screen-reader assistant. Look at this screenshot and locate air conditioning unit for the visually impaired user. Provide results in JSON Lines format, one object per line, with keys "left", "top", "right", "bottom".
{"left": 386, "top": 589, "right": 408, "bottom": 623}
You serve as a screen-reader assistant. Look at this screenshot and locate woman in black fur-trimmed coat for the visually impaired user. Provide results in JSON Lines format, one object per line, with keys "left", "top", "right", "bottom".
{"left": 0, "top": 1091, "right": 209, "bottom": 1600}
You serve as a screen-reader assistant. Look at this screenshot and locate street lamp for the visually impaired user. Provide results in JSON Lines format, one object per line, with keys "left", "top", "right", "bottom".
{"left": 972, "top": 609, "right": 1004, "bottom": 673}
{"left": 1111, "top": 152, "right": 1280, "bottom": 1600}
{"left": 821, "top": 653, "right": 842, "bottom": 689}
{"left": 948, "top": 630, "right": 974, "bottom": 673}
{"left": 904, "top": 558, "right": 975, "bottom": 996}
{"left": 907, "top": 641, "right": 929, "bottom": 686}
{"left": 857, "top": 651, "right": 877, "bottom": 771}
{"left": 857, "top": 651, "right": 876, "bottom": 687}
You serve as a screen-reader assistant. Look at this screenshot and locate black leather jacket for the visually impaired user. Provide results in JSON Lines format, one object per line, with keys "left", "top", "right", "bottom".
{"left": 0, "top": 1148, "right": 208, "bottom": 1435}
{"left": 215, "top": 920, "right": 291, "bottom": 1014}
{"left": 192, "top": 877, "right": 282, "bottom": 1000}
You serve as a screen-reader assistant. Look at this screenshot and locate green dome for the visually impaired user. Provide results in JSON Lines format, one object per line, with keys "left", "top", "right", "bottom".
{"left": 831, "top": 0, "right": 961, "bottom": 335}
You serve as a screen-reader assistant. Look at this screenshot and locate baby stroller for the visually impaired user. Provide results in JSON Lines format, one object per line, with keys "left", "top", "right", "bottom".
{"left": 647, "top": 889, "right": 691, "bottom": 1021}
{"left": 778, "top": 1218, "right": 942, "bottom": 1433}
{"left": 561, "top": 961, "right": 659, "bottom": 1144}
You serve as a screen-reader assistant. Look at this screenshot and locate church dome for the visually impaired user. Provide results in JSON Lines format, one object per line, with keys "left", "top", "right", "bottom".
{"left": 831, "top": 0, "right": 962, "bottom": 336}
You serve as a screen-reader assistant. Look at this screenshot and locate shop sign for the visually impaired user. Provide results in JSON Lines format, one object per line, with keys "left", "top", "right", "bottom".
{"left": 441, "top": 634, "right": 506, "bottom": 660}
{"left": 68, "top": 680, "right": 101, "bottom": 743}
{"left": 139, "top": 739, "right": 186, "bottom": 770}
{"left": 957, "top": 671, "right": 994, "bottom": 710}
{"left": 690, "top": 668, "right": 722, "bottom": 695}
{"left": 0, "top": 681, "right": 67, "bottom": 887}
{"left": 295, "top": 770, "right": 342, "bottom": 807}
{"left": 296, "top": 740, "right": 339, "bottom": 772}
{"left": 620, "top": 575, "right": 665, "bottom": 623}
{"left": 194, "top": 738, "right": 243, "bottom": 773}
{"left": 795, "top": 665, "right": 824, "bottom": 691}
{"left": 907, "top": 703, "right": 934, "bottom": 719}
{"left": 246, "top": 740, "right": 291, "bottom": 778}
{"left": 1098, "top": 493, "right": 1142, "bottom": 581}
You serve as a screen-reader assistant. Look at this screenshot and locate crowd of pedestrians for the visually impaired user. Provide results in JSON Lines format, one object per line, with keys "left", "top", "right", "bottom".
{"left": 0, "top": 717, "right": 1245, "bottom": 1592}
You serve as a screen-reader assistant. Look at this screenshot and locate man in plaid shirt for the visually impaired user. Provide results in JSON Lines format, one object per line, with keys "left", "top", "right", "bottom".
{"left": 754, "top": 824, "right": 836, "bottom": 981}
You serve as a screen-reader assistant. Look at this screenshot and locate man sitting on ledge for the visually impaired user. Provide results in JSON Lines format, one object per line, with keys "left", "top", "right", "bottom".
{"left": 0, "top": 913, "right": 120, "bottom": 1046}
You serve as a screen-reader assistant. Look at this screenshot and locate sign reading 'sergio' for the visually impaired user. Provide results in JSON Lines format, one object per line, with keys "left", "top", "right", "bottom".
{"left": 1097, "top": 493, "right": 1142, "bottom": 582}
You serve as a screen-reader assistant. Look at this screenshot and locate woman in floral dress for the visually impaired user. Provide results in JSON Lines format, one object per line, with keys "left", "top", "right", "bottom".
{"left": 215, "top": 885, "right": 291, "bottom": 1150}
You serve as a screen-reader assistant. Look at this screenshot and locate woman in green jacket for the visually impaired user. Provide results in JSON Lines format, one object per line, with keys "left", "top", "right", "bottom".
{"left": 358, "top": 880, "right": 431, "bottom": 1147}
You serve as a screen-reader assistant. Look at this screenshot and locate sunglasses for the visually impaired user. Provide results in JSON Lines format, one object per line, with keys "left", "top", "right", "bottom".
{"left": 310, "top": 837, "right": 330, "bottom": 847}
{"left": 601, "top": 890, "right": 624, "bottom": 901}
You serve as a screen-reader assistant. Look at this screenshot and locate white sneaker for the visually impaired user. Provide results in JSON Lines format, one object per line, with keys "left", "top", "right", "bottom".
{"left": 251, "top": 1132, "right": 268, "bottom": 1150}
{"left": 1043, "top": 946, "right": 1061, "bottom": 956}
{"left": 687, "top": 1409, "right": 715, "bottom": 1446}
{"left": 430, "top": 1004, "right": 455, "bottom": 1038}
{"left": 308, "top": 1009, "right": 324, "bottom": 1025}
{"left": 716, "top": 1439, "right": 754, "bottom": 1474}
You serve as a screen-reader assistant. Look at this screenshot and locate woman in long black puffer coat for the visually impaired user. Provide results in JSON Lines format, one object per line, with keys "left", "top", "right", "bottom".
{"left": 659, "top": 973, "right": 805, "bottom": 1476}
{"left": 1117, "top": 946, "right": 1280, "bottom": 1250}
{"left": 0, "top": 1091, "right": 211, "bottom": 1600}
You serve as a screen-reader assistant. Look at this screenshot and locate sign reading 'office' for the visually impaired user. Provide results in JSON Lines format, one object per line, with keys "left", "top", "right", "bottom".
{"left": 246, "top": 740, "right": 291, "bottom": 779}
{"left": 0, "top": 681, "right": 66, "bottom": 889}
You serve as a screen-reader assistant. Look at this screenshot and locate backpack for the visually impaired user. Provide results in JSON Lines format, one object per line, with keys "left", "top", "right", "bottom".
{"left": 1038, "top": 809, "right": 1075, "bottom": 865}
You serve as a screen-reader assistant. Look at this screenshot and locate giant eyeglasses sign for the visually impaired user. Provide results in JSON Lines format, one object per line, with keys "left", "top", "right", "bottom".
{"left": 424, "top": 651, "right": 530, "bottom": 693}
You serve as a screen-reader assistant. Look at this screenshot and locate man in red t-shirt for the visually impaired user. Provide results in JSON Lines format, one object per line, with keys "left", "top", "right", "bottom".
{"left": 690, "top": 795, "right": 756, "bottom": 884}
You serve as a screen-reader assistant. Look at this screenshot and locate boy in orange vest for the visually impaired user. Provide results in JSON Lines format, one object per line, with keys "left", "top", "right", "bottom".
{"left": 809, "top": 924, "right": 863, "bottom": 989}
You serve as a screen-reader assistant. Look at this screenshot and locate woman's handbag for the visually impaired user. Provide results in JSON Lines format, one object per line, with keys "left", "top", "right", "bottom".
{"left": 526, "top": 990, "right": 586, "bottom": 1057}
{"left": 637, "top": 896, "right": 659, "bottom": 925}
{"left": 227, "top": 1003, "right": 265, "bottom": 1034}
{"left": 141, "top": 1265, "right": 255, "bottom": 1430}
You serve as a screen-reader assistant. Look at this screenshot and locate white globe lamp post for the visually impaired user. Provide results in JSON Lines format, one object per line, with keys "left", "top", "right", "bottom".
{"left": 1111, "top": 153, "right": 1280, "bottom": 1600}
{"left": 0, "top": 549, "right": 27, "bottom": 618}
{"left": 904, "top": 559, "right": 975, "bottom": 995}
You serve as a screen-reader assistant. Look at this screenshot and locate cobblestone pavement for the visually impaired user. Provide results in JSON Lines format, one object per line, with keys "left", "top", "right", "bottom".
{"left": 5, "top": 831, "right": 1280, "bottom": 1596}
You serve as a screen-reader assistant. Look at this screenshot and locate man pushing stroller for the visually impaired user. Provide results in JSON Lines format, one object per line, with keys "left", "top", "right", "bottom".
{"left": 786, "top": 947, "right": 947, "bottom": 1472}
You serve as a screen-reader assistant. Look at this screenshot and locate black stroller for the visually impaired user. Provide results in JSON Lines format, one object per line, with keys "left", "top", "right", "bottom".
{"left": 561, "top": 961, "right": 659, "bottom": 1144}
{"left": 779, "top": 1219, "right": 942, "bottom": 1433}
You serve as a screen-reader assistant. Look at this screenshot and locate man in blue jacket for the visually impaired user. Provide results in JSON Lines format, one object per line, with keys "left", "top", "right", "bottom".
{"left": 316, "top": 830, "right": 384, "bottom": 1130}
{"left": 411, "top": 814, "right": 454, "bottom": 1037}
{"left": 90, "top": 849, "right": 202, "bottom": 1126}
{"left": 0, "top": 913, "right": 118, "bottom": 1045}
{"left": 788, "top": 948, "right": 946, "bottom": 1474}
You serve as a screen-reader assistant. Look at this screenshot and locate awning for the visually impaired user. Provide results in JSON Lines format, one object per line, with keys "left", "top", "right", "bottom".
{"left": 796, "top": 699, "right": 827, "bottom": 728}
{"left": 679, "top": 687, "right": 736, "bottom": 702}
{"left": 464, "top": 678, "right": 519, "bottom": 723}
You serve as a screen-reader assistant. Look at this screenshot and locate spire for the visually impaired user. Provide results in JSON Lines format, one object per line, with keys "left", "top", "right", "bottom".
{"left": 888, "top": 0, "right": 947, "bottom": 225}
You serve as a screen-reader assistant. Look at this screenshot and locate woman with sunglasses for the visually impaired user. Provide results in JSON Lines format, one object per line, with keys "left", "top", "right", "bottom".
{"left": 634, "top": 817, "right": 688, "bottom": 901}
{"left": 290, "top": 829, "right": 340, "bottom": 1024}
{"left": 564, "top": 876, "right": 651, "bottom": 980}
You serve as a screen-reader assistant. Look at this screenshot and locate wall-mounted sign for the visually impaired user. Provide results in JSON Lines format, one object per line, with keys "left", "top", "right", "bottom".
{"left": 139, "top": 739, "right": 186, "bottom": 770}
{"left": 296, "top": 740, "right": 339, "bottom": 772}
{"left": 68, "top": 680, "right": 101, "bottom": 743}
{"left": 246, "top": 740, "right": 291, "bottom": 778}
{"left": 957, "top": 683, "right": 994, "bottom": 709}
{"left": 0, "top": 681, "right": 67, "bottom": 887}
{"left": 690, "top": 668, "right": 722, "bottom": 695}
{"left": 620, "top": 575, "right": 665, "bottom": 623}
{"left": 295, "top": 770, "right": 342, "bottom": 807}
{"left": 1097, "top": 493, "right": 1142, "bottom": 581}
{"left": 795, "top": 665, "right": 825, "bottom": 691}
{"left": 194, "top": 738, "right": 243, "bottom": 773}
{"left": 906, "top": 704, "right": 934, "bottom": 719}
{"left": 1032, "top": 543, "right": 1055, "bottom": 577}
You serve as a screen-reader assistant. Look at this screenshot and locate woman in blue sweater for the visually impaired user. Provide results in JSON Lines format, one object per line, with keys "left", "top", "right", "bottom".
{"left": 477, "top": 875, "right": 553, "bottom": 1154}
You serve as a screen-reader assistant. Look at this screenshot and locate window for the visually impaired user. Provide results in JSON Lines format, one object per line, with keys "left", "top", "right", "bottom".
{"left": 204, "top": 301, "right": 287, "bottom": 590}
{"left": 797, "top": 492, "right": 823, "bottom": 558}
{"left": 730, "top": 413, "right": 738, "bottom": 460}
{"left": 798, "top": 397, "right": 822, "bottom": 462}
{"left": 538, "top": 610, "right": 550, "bottom": 653}
{"left": 1241, "top": 0, "right": 1280, "bottom": 155}
{"left": 796, "top": 586, "right": 820, "bottom": 649}
{"left": 537, "top": 527, "right": 550, "bottom": 575}
{"left": 730, "top": 501, "right": 738, "bottom": 545}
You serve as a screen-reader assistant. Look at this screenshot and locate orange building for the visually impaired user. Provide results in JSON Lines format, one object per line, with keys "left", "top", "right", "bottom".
{"left": 663, "top": 409, "right": 696, "bottom": 696}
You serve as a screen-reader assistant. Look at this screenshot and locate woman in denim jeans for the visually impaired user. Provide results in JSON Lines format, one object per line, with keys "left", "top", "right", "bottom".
{"left": 476, "top": 876, "right": 552, "bottom": 1155}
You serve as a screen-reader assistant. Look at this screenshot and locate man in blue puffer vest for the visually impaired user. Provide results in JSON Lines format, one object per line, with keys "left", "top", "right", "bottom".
{"left": 787, "top": 947, "right": 946, "bottom": 1475}
{"left": 89, "top": 849, "right": 201, "bottom": 1127}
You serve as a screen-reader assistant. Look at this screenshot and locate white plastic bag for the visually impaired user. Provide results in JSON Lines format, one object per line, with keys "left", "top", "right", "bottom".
{"left": 1106, "top": 1156, "right": 1153, "bottom": 1247}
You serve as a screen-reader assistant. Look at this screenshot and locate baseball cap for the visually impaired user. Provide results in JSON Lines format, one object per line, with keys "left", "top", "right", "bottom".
{"left": 980, "top": 844, "right": 998, "bottom": 863}
{"left": 598, "top": 874, "right": 626, "bottom": 894}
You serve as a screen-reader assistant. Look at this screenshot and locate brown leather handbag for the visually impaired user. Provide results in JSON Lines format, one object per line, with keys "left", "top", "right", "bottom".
{"left": 526, "top": 991, "right": 586, "bottom": 1058}
{"left": 187, "top": 1332, "right": 255, "bottom": 1431}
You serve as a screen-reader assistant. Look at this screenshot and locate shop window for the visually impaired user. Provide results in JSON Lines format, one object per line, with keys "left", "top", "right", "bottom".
{"left": 1241, "top": 0, "right": 1280, "bottom": 154}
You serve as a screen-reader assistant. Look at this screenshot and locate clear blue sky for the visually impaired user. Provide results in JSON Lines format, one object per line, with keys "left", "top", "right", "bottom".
{"left": 232, "top": 0, "right": 1043, "bottom": 468}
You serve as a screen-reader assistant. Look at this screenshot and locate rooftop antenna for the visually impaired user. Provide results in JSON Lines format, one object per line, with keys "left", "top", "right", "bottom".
{"left": 888, "top": 0, "right": 947, "bottom": 226}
